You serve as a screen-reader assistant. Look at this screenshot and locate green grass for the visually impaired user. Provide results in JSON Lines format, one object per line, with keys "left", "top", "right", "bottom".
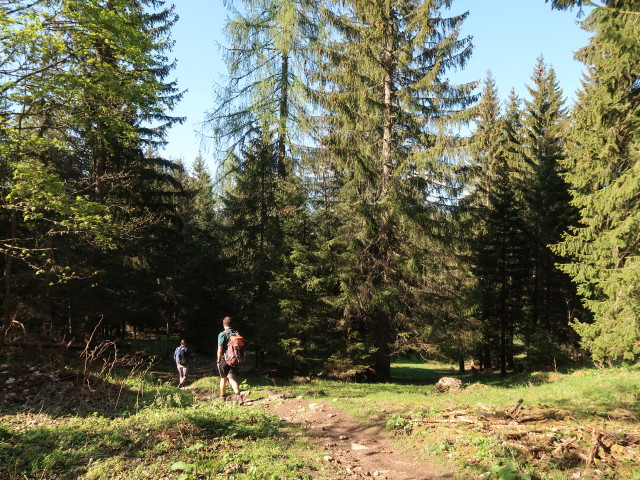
{"left": 2, "top": 349, "right": 639, "bottom": 480}
{"left": 391, "top": 359, "right": 456, "bottom": 382}
{"left": 241, "top": 361, "right": 640, "bottom": 479}
{"left": 0, "top": 398, "right": 332, "bottom": 479}
{"left": 323, "top": 362, "right": 639, "bottom": 413}
{"left": 0, "top": 356, "right": 337, "bottom": 480}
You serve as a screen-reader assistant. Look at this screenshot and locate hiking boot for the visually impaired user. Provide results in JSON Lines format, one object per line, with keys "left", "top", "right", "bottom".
{"left": 235, "top": 394, "right": 244, "bottom": 405}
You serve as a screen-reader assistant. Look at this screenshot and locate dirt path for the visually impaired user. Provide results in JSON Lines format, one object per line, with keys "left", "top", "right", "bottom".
{"left": 253, "top": 395, "right": 459, "bottom": 480}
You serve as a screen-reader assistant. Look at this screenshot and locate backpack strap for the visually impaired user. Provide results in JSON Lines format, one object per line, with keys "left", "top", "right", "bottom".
{"left": 220, "top": 329, "right": 238, "bottom": 337}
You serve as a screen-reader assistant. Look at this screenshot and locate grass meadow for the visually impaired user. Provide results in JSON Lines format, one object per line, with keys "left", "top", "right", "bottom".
{"left": 1, "top": 348, "right": 639, "bottom": 479}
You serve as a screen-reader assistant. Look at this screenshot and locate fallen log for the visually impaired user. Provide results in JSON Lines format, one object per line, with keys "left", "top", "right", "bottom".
{"left": 479, "top": 412, "right": 504, "bottom": 421}
{"left": 516, "top": 411, "right": 558, "bottom": 423}
{"left": 506, "top": 399, "right": 524, "bottom": 418}
{"left": 503, "top": 441, "right": 531, "bottom": 454}
{"left": 503, "top": 441, "right": 546, "bottom": 458}
{"left": 552, "top": 436, "right": 578, "bottom": 456}
{"left": 424, "top": 416, "right": 478, "bottom": 424}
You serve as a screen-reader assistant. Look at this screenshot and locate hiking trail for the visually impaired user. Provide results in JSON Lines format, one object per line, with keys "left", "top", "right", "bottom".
{"left": 253, "top": 394, "right": 458, "bottom": 480}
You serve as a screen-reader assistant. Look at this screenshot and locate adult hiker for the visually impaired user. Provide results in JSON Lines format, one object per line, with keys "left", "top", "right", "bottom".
{"left": 217, "top": 316, "right": 245, "bottom": 404}
{"left": 174, "top": 338, "right": 190, "bottom": 388}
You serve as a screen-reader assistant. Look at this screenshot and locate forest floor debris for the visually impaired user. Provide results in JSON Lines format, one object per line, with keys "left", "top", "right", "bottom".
{"left": 0, "top": 358, "right": 132, "bottom": 415}
{"left": 385, "top": 398, "right": 640, "bottom": 479}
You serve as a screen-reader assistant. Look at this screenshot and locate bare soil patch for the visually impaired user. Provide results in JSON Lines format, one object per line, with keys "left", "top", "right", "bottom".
{"left": 253, "top": 394, "right": 459, "bottom": 480}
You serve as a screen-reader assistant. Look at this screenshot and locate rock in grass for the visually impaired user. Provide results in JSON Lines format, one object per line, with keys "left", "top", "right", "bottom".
{"left": 434, "top": 377, "right": 463, "bottom": 393}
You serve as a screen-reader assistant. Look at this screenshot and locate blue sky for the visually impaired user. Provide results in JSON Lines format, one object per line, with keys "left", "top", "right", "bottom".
{"left": 162, "top": 0, "right": 591, "bottom": 167}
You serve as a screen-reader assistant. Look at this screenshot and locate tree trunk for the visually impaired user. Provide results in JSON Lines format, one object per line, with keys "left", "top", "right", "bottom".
{"left": 372, "top": 13, "right": 396, "bottom": 382}
{"left": 381, "top": 18, "right": 394, "bottom": 198}
{"left": 375, "top": 311, "right": 391, "bottom": 380}
{"left": 500, "top": 229, "right": 508, "bottom": 375}
{"left": 458, "top": 356, "right": 466, "bottom": 374}
{"left": 277, "top": 53, "right": 289, "bottom": 179}
{"left": 165, "top": 315, "right": 171, "bottom": 355}
{"left": 2, "top": 210, "right": 17, "bottom": 346}
{"left": 42, "top": 236, "right": 55, "bottom": 339}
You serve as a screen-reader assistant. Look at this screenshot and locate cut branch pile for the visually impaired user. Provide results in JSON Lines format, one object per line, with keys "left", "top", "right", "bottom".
{"left": 417, "top": 400, "right": 640, "bottom": 473}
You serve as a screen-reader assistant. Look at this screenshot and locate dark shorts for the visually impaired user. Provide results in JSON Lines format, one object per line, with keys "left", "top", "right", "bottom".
{"left": 217, "top": 360, "right": 237, "bottom": 379}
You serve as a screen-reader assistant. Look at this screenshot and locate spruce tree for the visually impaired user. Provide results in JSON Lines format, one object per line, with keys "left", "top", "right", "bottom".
{"left": 466, "top": 76, "right": 528, "bottom": 373}
{"left": 519, "top": 58, "right": 579, "bottom": 365}
{"left": 210, "top": 0, "right": 322, "bottom": 373}
{"left": 170, "top": 156, "right": 227, "bottom": 349}
{"left": 314, "top": 0, "right": 475, "bottom": 379}
{"left": 552, "top": 1, "right": 640, "bottom": 362}
{"left": 217, "top": 136, "right": 283, "bottom": 359}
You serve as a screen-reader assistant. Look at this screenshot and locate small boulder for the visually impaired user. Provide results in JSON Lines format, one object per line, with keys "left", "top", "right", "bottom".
{"left": 434, "top": 376, "right": 463, "bottom": 393}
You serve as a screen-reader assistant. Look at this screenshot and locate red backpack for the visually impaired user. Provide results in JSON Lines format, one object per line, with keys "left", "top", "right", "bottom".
{"left": 222, "top": 329, "right": 246, "bottom": 366}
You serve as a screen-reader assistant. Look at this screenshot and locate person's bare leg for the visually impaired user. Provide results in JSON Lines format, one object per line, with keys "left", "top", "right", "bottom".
{"left": 219, "top": 377, "right": 227, "bottom": 397}
{"left": 228, "top": 376, "right": 243, "bottom": 404}
{"left": 228, "top": 376, "right": 240, "bottom": 394}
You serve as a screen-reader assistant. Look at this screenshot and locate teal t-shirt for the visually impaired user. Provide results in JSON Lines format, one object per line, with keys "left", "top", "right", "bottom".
{"left": 218, "top": 328, "right": 234, "bottom": 347}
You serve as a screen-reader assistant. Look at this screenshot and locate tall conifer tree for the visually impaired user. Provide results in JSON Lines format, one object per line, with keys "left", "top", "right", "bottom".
{"left": 217, "top": 136, "right": 284, "bottom": 355}
{"left": 519, "top": 58, "right": 579, "bottom": 364}
{"left": 171, "top": 156, "right": 227, "bottom": 348}
{"left": 467, "top": 76, "right": 528, "bottom": 373}
{"left": 210, "top": 0, "right": 321, "bottom": 372}
{"left": 314, "top": 0, "right": 475, "bottom": 379}
{"left": 552, "top": 1, "right": 640, "bottom": 362}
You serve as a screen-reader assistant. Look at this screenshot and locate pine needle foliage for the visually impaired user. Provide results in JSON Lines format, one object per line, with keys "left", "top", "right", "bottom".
{"left": 207, "top": 0, "right": 319, "bottom": 178}
{"left": 210, "top": 0, "right": 328, "bottom": 374}
{"left": 311, "top": 0, "right": 476, "bottom": 379}
{"left": 552, "top": 1, "right": 640, "bottom": 363}
{"left": 466, "top": 75, "right": 529, "bottom": 374}
{"left": 519, "top": 58, "right": 580, "bottom": 366}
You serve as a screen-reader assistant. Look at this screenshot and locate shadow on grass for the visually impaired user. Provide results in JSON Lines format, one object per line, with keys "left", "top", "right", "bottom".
{"left": 0, "top": 364, "right": 198, "bottom": 418}
{"left": 0, "top": 403, "right": 284, "bottom": 480}
{"left": 391, "top": 365, "right": 454, "bottom": 384}
{"left": 391, "top": 361, "right": 570, "bottom": 388}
